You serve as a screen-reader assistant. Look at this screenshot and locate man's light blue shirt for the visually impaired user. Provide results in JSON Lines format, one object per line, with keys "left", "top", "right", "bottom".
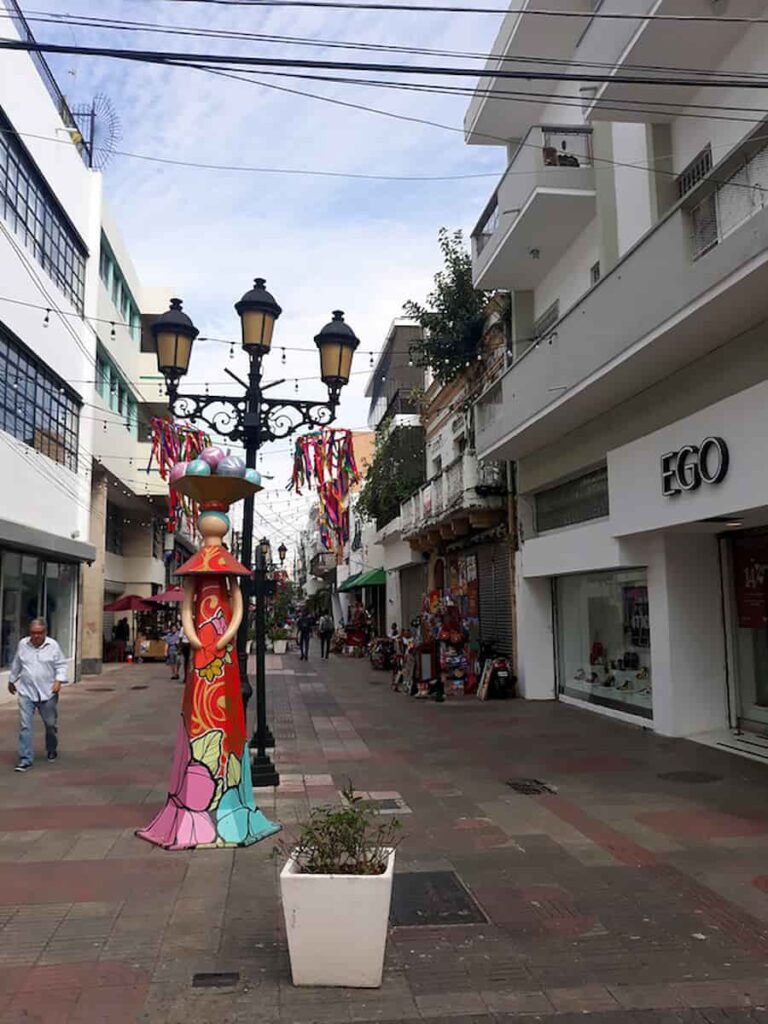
{"left": 9, "top": 637, "right": 68, "bottom": 702}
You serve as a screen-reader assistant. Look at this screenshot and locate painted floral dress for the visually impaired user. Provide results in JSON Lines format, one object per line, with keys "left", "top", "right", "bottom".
{"left": 137, "top": 573, "right": 280, "bottom": 850}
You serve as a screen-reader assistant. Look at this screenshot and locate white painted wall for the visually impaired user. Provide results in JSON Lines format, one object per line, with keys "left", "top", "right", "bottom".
{"left": 612, "top": 123, "right": 653, "bottom": 257}
{"left": 533, "top": 218, "right": 599, "bottom": 322}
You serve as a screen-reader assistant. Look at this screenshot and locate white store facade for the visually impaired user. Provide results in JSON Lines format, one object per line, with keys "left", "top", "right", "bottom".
{"left": 467, "top": 0, "right": 768, "bottom": 751}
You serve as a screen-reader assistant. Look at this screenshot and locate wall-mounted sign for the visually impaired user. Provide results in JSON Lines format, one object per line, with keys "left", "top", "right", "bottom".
{"left": 660, "top": 436, "right": 729, "bottom": 496}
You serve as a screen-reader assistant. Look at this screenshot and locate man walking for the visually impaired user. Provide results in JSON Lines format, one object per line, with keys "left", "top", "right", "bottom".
{"left": 8, "top": 618, "right": 67, "bottom": 772}
{"left": 296, "top": 610, "right": 314, "bottom": 662}
{"left": 318, "top": 612, "right": 334, "bottom": 660}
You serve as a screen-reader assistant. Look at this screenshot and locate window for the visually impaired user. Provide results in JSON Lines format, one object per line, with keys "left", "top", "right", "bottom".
{"left": 533, "top": 300, "right": 560, "bottom": 341}
{"left": 0, "top": 552, "right": 76, "bottom": 665}
{"left": 99, "top": 234, "right": 141, "bottom": 342}
{"left": 0, "top": 322, "right": 80, "bottom": 471}
{"left": 677, "top": 145, "right": 712, "bottom": 199}
{"left": 556, "top": 569, "right": 652, "bottom": 720}
{"left": 105, "top": 501, "right": 123, "bottom": 555}
{"left": 590, "top": 261, "right": 601, "bottom": 286}
{"left": 0, "top": 108, "right": 86, "bottom": 311}
{"left": 96, "top": 343, "right": 138, "bottom": 433}
{"left": 535, "top": 466, "right": 609, "bottom": 533}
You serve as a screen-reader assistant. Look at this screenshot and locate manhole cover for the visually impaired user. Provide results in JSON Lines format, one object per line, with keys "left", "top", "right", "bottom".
{"left": 192, "top": 972, "right": 239, "bottom": 988}
{"left": 506, "top": 778, "right": 557, "bottom": 795}
{"left": 390, "top": 871, "right": 487, "bottom": 927}
{"left": 86, "top": 687, "right": 115, "bottom": 692}
{"left": 658, "top": 770, "right": 721, "bottom": 784}
{"left": 130, "top": 685, "right": 148, "bottom": 691}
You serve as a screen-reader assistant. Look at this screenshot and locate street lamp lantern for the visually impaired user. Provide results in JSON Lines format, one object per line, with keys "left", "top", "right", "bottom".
{"left": 314, "top": 310, "right": 360, "bottom": 394}
{"left": 278, "top": 542, "right": 287, "bottom": 564}
{"left": 259, "top": 537, "right": 271, "bottom": 559}
{"left": 152, "top": 298, "right": 199, "bottom": 380}
{"left": 235, "top": 278, "right": 283, "bottom": 355}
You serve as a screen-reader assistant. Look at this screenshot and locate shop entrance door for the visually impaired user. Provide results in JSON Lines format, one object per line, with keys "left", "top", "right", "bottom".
{"left": 728, "top": 533, "right": 768, "bottom": 733}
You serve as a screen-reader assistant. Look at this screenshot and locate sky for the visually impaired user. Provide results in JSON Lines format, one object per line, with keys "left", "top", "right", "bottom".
{"left": 36, "top": 0, "right": 507, "bottom": 554}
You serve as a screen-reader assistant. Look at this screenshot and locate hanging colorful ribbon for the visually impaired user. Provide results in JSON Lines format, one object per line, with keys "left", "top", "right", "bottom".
{"left": 289, "top": 429, "right": 359, "bottom": 550}
{"left": 147, "top": 417, "right": 211, "bottom": 532}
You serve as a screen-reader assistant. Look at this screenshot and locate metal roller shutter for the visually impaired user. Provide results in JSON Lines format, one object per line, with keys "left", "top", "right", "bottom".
{"left": 400, "top": 563, "right": 426, "bottom": 630}
{"left": 477, "top": 542, "right": 514, "bottom": 657}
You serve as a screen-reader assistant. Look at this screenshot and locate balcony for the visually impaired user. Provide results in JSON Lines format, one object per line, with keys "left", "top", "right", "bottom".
{"left": 310, "top": 551, "right": 337, "bottom": 578}
{"left": 471, "top": 127, "right": 595, "bottom": 291}
{"left": 401, "top": 452, "right": 505, "bottom": 545}
{"left": 582, "top": 0, "right": 761, "bottom": 125}
{"left": 475, "top": 170, "right": 768, "bottom": 462}
{"left": 464, "top": 0, "right": 595, "bottom": 146}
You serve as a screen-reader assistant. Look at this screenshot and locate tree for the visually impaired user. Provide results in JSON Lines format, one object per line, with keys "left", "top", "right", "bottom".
{"left": 403, "top": 228, "right": 491, "bottom": 386}
{"left": 356, "top": 424, "right": 426, "bottom": 528}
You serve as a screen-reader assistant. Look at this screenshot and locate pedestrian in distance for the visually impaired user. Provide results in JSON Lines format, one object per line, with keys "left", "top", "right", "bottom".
{"left": 296, "top": 610, "right": 314, "bottom": 661}
{"left": 164, "top": 622, "right": 182, "bottom": 680}
{"left": 318, "top": 611, "right": 335, "bottom": 659}
{"left": 8, "top": 618, "right": 67, "bottom": 772}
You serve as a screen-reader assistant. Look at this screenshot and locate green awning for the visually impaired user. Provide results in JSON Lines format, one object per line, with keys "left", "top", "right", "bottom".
{"left": 356, "top": 568, "right": 386, "bottom": 587}
{"left": 337, "top": 572, "right": 362, "bottom": 593}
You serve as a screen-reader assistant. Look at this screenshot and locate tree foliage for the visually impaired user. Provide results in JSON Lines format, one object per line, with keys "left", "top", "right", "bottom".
{"left": 356, "top": 425, "right": 426, "bottom": 528}
{"left": 403, "top": 228, "right": 491, "bottom": 386}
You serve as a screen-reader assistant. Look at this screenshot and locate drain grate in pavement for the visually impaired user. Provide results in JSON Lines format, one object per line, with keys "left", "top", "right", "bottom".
{"left": 192, "top": 972, "right": 240, "bottom": 988}
{"left": 130, "top": 685, "right": 148, "bottom": 691}
{"left": 658, "top": 770, "right": 721, "bottom": 784}
{"left": 390, "top": 871, "right": 487, "bottom": 927}
{"left": 86, "top": 687, "right": 116, "bottom": 692}
{"left": 506, "top": 778, "right": 557, "bottom": 795}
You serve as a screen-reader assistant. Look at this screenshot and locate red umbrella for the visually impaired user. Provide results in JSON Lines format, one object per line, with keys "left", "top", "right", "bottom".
{"left": 148, "top": 587, "right": 184, "bottom": 604}
{"left": 103, "top": 594, "right": 154, "bottom": 612}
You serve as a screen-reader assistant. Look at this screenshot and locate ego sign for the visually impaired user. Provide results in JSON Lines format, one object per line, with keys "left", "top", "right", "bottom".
{"left": 660, "top": 436, "right": 729, "bottom": 497}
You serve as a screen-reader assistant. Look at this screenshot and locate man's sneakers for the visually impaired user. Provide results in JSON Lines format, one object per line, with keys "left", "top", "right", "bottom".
{"left": 14, "top": 762, "right": 30, "bottom": 772}
{"left": 47, "top": 752, "right": 57, "bottom": 762}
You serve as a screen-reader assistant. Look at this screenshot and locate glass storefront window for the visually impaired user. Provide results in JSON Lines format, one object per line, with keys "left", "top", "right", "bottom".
{"left": 556, "top": 569, "right": 652, "bottom": 720}
{"left": 1, "top": 552, "right": 77, "bottom": 666}
{"left": 45, "top": 562, "right": 76, "bottom": 658}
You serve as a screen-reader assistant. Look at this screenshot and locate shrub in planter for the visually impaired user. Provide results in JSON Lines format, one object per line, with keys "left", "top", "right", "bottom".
{"left": 277, "top": 785, "right": 402, "bottom": 988}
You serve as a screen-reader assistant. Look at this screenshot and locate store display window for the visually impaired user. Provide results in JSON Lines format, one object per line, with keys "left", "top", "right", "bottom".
{"left": 555, "top": 569, "right": 652, "bottom": 719}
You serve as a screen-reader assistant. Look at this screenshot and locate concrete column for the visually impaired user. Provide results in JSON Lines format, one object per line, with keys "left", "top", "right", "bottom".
{"left": 81, "top": 473, "right": 108, "bottom": 675}
{"left": 592, "top": 122, "right": 619, "bottom": 275}
{"left": 649, "top": 533, "right": 729, "bottom": 737}
{"left": 646, "top": 123, "right": 677, "bottom": 223}
{"left": 516, "top": 566, "right": 556, "bottom": 700}
{"left": 512, "top": 291, "right": 535, "bottom": 360}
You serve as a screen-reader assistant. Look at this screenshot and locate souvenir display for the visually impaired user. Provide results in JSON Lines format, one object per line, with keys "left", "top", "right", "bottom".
{"left": 137, "top": 459, "right": 280, "bottom": 851}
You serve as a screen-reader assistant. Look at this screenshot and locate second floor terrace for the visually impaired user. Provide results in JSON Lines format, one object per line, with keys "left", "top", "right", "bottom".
{"left": 471, "top": 125, "right": 595, "bottom": 291}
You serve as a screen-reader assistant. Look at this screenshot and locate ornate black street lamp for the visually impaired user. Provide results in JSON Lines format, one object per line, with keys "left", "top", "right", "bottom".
{"left": 278, "top": 542, "right": 287, "bottom": 565}
{"left": 151, "top": 282, "right": 359, "bottom": 788}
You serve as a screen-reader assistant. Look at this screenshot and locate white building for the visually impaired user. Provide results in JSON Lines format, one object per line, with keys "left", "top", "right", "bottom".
{"left": 468, "top": 0, "right": 768, "bottom": 753}
{"left": 0, "top": 0, "right": 101, "bottom": 689}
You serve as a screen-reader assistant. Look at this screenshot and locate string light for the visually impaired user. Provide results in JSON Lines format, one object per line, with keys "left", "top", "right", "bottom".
{"left": 369, "top": 352, "right": 374, "bottom": 367}
{"left": 110, "top": 322, "right": 116, "bottom": 340}
{"left": 281, "top": 347, "right": 286, "bottom": 364}
{"left": 43, "top": 309, "right": 50, "bottom": 328}
{"left": 229, "top": 342, "right": 235, "bottom": 359}
{"left": 294, "top": 379, "right": 299, "bottom": 392}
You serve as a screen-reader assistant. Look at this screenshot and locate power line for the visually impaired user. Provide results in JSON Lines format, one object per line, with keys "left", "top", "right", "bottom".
{"left": 12, "top": 7, "right": 768, "bottom": 80}
{"left": 94, "top": 0, "right": 768, "bottom": 21}
{"left": 5, "top": 37, "right": 768, "bottom": 89}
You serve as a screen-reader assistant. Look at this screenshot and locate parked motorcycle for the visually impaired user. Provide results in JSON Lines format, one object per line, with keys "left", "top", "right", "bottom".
{"left": 477, "top": 639, "right": 516, "bottom": 700}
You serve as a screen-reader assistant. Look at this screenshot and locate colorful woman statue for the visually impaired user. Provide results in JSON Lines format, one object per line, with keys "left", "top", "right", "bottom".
{"left": 137, "top": 461, "right": 280, "bottom": 850}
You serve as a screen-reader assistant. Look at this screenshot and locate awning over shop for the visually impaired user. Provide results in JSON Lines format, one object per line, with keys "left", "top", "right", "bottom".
{"left": 356, "top": 568, "right": 386, "bottom": 587}
{"left": 337, "top": 572, "right": 362, "bottom": 593}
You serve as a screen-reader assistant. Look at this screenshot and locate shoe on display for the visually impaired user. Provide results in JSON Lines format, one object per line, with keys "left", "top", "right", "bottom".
{"left": 574, "top": 669, "right": 586, "bottom": 681}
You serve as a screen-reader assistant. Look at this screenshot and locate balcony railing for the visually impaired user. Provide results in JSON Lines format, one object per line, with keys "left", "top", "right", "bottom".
{"left": 401, "top": 451, "right": 505, "bottom": 537}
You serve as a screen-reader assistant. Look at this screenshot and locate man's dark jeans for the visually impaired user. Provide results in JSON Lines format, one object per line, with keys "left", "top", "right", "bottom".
{"left": 299, "top": 632, "right": 311, "bottom": 660}
{"left": 320, "top": 633, "right": 332, "bottom": 659}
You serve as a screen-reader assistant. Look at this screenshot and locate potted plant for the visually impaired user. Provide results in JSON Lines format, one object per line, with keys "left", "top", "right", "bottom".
{"left": 270, "top": 626, "right": 289, "bottom": 655}
{"left": 278, "top": 785, "right": 401, "bottom": 988}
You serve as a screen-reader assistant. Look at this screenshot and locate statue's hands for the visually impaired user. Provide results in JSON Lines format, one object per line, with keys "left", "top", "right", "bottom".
{"left": 189, "top": 634, "right": 203, "bottom": 651}
{"left": 214, "top": 636, "right": 229, "bottom": 652}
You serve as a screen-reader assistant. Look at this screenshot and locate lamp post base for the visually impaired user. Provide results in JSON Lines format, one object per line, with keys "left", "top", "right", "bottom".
{"left": 249, "top": 726, "right": 275, "bottom": 750}
{"left": 251, "top": 752, "right": 280, "bottom": 788}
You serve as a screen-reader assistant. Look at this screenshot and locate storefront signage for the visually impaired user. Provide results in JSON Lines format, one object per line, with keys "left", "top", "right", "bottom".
{"left": 660, "top": 436, "right": 729, "bottom": 496}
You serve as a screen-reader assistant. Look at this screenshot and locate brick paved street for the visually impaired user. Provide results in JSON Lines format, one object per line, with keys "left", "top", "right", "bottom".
{"left": 5, "top": 652, "right": 768, "bottom": 1022}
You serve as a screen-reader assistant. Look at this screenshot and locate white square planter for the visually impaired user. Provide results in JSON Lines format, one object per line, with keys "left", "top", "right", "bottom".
{"left": 273, "top": 639, "right": 288, "bottom": 655}
{"left": 280, "top": 850, "right": 395, "bottom": 988}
